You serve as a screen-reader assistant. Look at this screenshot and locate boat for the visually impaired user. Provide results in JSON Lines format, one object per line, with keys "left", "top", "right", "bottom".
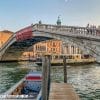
{"left": 35, "top": 54, "right": 96, "bottom": 66}
{"left": 4, "top": 71, "right": 42, "bottom": 99}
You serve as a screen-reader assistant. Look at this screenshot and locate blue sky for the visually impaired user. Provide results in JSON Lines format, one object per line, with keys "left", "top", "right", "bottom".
{"left": 0, "top": 0, "right": 100, "bottom": 32}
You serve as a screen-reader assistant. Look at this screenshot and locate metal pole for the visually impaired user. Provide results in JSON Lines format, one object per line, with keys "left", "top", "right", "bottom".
{"left": 63, "top": 56, "right": 67, "bottom": 83}
{"left": 42, "top": 55, "right": 51, "bottom": 100}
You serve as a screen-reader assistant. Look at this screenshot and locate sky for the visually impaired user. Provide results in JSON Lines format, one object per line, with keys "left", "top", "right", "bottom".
{"left": 0, "top": 0, "right": 100, "bottom": 32}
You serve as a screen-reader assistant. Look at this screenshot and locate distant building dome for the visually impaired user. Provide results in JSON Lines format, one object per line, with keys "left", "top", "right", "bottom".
{"left": 56, "top": 16, "right": 61, "bottom": 25}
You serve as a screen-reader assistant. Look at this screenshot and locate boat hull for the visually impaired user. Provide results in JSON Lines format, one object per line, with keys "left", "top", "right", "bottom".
{"left": 35, "top": 61, "right": 96, "bottom": 66}
{"left": 4, "top": 71, "right": 42, "bottom": 99}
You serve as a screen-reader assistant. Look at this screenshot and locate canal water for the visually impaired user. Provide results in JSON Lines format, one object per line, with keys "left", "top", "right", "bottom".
{"left": 0, "top": 62, "right": 100, "bottom": 100}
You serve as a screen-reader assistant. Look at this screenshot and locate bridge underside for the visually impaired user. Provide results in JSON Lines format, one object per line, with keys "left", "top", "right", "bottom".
{"left": 1, "top": 30, "right": 100, "bottom": 63}
{"left": 1, "top": 36, "right": 52, "bottom": 62}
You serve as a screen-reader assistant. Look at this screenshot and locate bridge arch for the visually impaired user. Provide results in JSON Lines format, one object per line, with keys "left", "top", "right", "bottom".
{"left": 0, "top": 24, "right": 100, "bottom": 62}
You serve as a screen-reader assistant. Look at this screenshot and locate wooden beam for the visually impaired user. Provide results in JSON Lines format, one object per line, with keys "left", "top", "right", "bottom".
{"left": 42, "top": 55, "right": 51, "bottom": 100}
{"left": 63, "top": 56, "right": 67, "bottom": 83}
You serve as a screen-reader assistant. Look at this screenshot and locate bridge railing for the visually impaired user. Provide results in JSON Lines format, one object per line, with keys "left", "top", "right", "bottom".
{"left": 33, "top": 24, "right": 100, "bottom": 39}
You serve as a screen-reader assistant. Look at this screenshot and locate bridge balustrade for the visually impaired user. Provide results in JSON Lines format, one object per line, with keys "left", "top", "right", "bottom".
{"left": 35, "top": 24, "right": 75, "bottom": 33}
{"left": 35, "top": 24, "right": 76, "bottom": 34}
{"left": 33, "top": 24, "right": 100, "bottom": 39}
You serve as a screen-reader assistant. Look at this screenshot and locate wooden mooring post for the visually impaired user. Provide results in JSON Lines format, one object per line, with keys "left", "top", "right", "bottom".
{"left": 63, "top": 56, "right": 67, "bottom": 83}
{"left": 42, "top": 55, "right": 51, "bottom": 100}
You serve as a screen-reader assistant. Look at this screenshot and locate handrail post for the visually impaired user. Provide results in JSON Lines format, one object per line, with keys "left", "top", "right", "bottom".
{"left": 42, "top": 55, "right": 51, "bottom": 100}
{"left": 63, "top": 56, "right": 67, "bottom": 83}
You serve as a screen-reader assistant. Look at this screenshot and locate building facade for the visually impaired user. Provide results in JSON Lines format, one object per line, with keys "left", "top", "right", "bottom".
{"left": 25, "top": 39, "right": 82, "bottom": 59}
{"left": 33, "top": 41, "right": 47, "bottom": 58}
{"left": 0, "top": 30, "right": 13, "bottom": 48}
{"left": 63, "top": 43, "right": 82, "bottom": 55}
{"left": 33, "top": 40, "right": 62, "bottom": 58}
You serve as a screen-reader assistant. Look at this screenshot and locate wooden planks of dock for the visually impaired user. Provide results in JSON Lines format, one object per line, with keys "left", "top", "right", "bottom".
{"left": 49, "top": 83, "right": 80, "bottom": 100}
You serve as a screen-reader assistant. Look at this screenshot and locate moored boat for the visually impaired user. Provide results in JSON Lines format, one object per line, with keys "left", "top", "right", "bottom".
{"left": 35, "top": 54, "right": 96, "bottom": 66}
{"left": 4, "top": 71, "right": 42, "bottom": 99}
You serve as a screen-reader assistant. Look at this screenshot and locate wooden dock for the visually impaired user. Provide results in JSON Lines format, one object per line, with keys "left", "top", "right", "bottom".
{"left": 49, "top": 83, "right": 80, "bottom": 100}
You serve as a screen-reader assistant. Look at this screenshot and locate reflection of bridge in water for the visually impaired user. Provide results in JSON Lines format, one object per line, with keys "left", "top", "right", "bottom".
{"left": 0, "top": 23, "right": 100, "bottom": 62}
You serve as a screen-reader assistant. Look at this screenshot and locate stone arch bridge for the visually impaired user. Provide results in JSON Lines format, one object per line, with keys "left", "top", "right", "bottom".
{"left": 0, "top": 24, "right": 100, "bottom": 63}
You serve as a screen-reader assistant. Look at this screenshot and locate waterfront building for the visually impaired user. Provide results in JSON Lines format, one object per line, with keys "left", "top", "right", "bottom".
{"left": 33, "top": 41, "right": 47, "bottom": 58}
{"left": 20, "top": 46, "right": 34, "bottom": 60}
{"left": 63, "top": 43, "right": 82, "bottom": 55}
{"left": 33, "top": 39, "right": 62, "bottom": 58}
{"left": 46, "top": 40, "right": 62, "bottom": 55}
{"left": 21, "top": 39, "right": 82, "bottom": 59}
{"left": 0, "top": 30, "right": 13, "bottom": 48}
{"left": 24, "top": 39, "right": 82, "bottom": 59}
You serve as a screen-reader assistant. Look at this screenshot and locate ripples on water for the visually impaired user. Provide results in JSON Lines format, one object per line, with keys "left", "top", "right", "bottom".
{"left": 0, "top": 62, "right": 100, "bottom": 100}
{"left": 0, "top": 62, "right": 29, "bottom": 93}
{"left": 51, "top": 64, "right": 100, "bottom": 100}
